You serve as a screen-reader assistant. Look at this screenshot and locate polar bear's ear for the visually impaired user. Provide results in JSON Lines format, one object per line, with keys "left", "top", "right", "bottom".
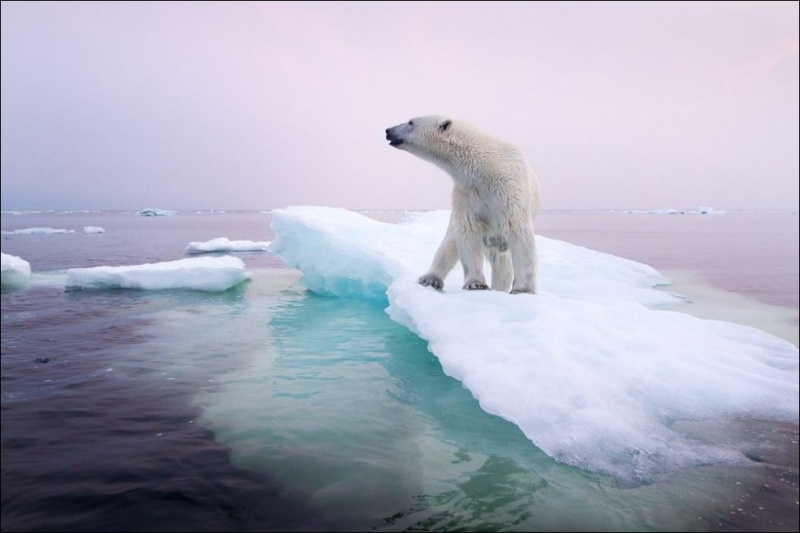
{"left": 439, "top": 119, "right": 452, "bottom": 132}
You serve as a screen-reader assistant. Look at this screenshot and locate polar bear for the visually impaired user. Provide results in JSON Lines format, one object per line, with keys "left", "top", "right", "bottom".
{"left": 385, "top": 115, "right": 540, "bottom": 294}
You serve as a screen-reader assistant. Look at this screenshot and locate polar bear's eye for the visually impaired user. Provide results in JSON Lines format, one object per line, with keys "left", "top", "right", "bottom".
{"left": 440, "top": 120, "right": 452, "bottom": 131}
{"left": 409, "top": 120, "right": 415, "bottom": 126}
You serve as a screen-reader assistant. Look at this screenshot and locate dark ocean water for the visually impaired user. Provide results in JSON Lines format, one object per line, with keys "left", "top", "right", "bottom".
{"left": 1, "top": 209, "right": 798, "bottom": 532}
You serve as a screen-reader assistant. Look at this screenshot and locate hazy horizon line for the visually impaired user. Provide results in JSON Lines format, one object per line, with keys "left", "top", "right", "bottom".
{"left": 2, "top": 206, "right": 798, "bottom": 215}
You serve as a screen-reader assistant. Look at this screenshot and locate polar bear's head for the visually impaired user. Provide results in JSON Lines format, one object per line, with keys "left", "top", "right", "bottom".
{"left": 385, "top": 115, "right": 455, "bottom": 168}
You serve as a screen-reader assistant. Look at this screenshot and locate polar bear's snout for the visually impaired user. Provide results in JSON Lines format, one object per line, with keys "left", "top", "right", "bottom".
{"left": 385, "top": 127, "right": 404, "bottom": 147}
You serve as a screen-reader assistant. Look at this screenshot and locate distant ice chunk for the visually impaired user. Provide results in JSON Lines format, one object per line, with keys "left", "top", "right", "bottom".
{"left": 269, "top": 206, "right": 799, "bottom": 484}
{"left": 83, "top": 226, "right": 106, "bottom": 234}
{"left": 186, "top": 237, "right": 271, "bottom": 254}
{"left": 1, "top": 252, "right": 32, "bottom": 286}
{"left": 1, "top": 227, "right": 75, "bottom": 235}
{"left": 625, "top": 207, "right": 724, "bottom": 215}
{"left": 66, "top": 256, "right": 250, "bottom": 292}
{"left": 137, "top": 208, "right": 177, "bottom": 216}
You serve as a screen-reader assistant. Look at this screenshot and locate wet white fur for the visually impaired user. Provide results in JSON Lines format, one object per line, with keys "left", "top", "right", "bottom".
{"left": 386, "top": 116, "right": 540, "bottom": 293}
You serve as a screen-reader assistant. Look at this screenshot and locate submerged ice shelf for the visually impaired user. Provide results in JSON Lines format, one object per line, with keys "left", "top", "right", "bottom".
{"left": 269, "top": 206, "right": 799, "bottom": 483}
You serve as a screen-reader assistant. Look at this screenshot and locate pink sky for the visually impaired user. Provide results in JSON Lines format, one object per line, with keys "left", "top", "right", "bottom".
{"left": 1, "top": 1, "right": 797, "bottom": 211}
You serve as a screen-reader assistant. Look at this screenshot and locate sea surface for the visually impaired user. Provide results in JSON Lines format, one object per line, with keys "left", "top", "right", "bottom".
{"left": 1, "top": 209, "right": 798, "bottom": 532}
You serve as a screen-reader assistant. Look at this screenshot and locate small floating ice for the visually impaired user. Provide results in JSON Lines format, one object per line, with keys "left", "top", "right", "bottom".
{"left": 186, "top": 237, "right": 271, "bottom": 254}
{"left": 2, "top": 227, "right": 75, "bottom": 235}
{"left": 65, "top": 256, "right": 250, "bottom": 292}
{"left": 136, "top": 208, "right": 177, "bottom": 217}
{"left": 1, "top": 252, "right": 32, "bottom": 286}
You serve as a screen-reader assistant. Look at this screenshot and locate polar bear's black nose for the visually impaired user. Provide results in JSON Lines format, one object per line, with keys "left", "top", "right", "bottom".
{"left": 385, "top": 129, "right": 404, "bottom": 147}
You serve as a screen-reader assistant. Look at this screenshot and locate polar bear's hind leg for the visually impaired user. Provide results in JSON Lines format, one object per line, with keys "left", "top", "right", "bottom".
{"left": 488, "top": 250, "right": 513, "bottom": 292}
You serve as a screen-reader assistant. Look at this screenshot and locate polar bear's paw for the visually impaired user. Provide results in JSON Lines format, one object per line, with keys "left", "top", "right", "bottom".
{"left": 510, "top": 287, "right": 535, "bottom": 295}
{"left": 418, "top": 274, "right": 444, "bottom": 291}
{"left": 463, "top": 280, "right": 490, "bottom": 291}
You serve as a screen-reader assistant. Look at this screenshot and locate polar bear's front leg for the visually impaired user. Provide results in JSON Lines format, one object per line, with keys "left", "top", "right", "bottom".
{"left": 456, "top": 229, "right": 489, "bottom": 290}
{"left": 419, "top": 225, "right": 459, "bottom": 291}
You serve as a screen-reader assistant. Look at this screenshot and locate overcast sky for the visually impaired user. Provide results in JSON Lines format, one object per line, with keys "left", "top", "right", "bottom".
{"left": 1, "top": 1, "right": 797, "bottom": 211}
